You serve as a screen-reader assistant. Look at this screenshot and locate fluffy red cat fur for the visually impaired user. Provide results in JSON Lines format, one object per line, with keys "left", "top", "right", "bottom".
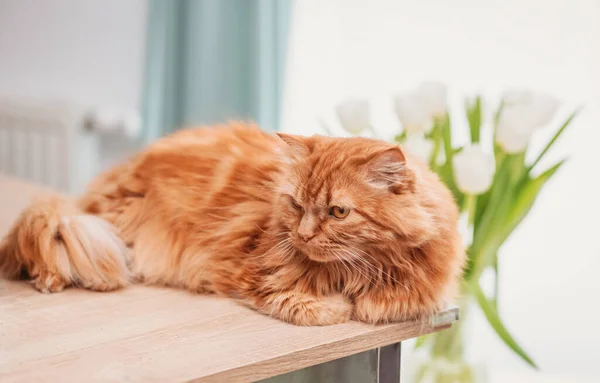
{"left": 0, "top": 122, "right": 464, "bottom": 325}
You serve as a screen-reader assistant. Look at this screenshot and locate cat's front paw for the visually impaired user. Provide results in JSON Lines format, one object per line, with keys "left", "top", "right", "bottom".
{"left": 32, "top": 271, "right": 69, "bottom": 294}
{"left": 290, "top": 294, "right": 352, "bottom": 326}
{"left": 353, "top": 295, "right": 400, "bottom": 324}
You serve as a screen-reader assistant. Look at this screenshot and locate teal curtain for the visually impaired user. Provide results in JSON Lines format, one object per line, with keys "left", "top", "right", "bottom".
{"left": 141, "top": 0, "right": 293, "bottom": 142}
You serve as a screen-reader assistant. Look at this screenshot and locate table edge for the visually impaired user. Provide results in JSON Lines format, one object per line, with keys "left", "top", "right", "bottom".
{"left": 196, "top": 306, "right": 459, "bottom": 383}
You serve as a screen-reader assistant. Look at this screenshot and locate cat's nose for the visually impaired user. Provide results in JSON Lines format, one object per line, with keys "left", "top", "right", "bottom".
{"left": 298, "top": 215, "right": 317, "bottom": 242}
{"left": 298, "top": 231, "right": 316, "bottom": 242}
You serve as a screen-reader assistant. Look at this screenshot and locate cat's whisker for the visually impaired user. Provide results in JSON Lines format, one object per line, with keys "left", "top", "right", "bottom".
{"left": 269, "top": 248, "right": 291, "bottom": 266}
{"left": 331, "top": 250, "right": 350, "bottom": 275}
{"left": 360, "top": 255, "right": 406, "bottom": 290}
{"left": 261, "top": 237, "right": 295, "bottom": 265}
{"left": 331, "top": 251, "right": 352, "bottom": 280}
{"left": 278, "top": 243, "right": 295, "bottom": 260}
{"left": 341, "top": 247, "right": 400, "bottom": 289}
{"left": 263, "top": 243, "right": 290, "bottom": 261}
{"left": 346, "top": 254, "right": 377, "bottom": 287}
{"left": 261, "top": 240, "right": 287, "bottom": 260}
{"left": 335, "top": 249, "right": 375, "bottom": 286}
{"left": 330, "top": 252, "right": 354, "bottom": 288}
{"left": 335, "top": 252, "right": 353, "bottom": 279}
{"left": 342, "top": 244, "right": 407, "bottom": 289}
{"left": 261, "top": 229, "right": 289, "bottom": 238}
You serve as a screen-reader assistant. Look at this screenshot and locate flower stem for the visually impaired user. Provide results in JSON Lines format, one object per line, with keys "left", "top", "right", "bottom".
{"left": 466, "top": 194, "right": 476, "bottom": 226}
{"left": 429, "top": 124, "right": 442, "bottom": 169}
{"left": 492, "top": 255, "right": 499, "bottom": 309}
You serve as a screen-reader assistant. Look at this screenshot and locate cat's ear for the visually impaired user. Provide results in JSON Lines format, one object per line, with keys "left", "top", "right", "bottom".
{"left": 363, "top": 147, "right": 415, "bottom": 194}
{"left": 276, "top": 133, "right": 311, "bottom": 159}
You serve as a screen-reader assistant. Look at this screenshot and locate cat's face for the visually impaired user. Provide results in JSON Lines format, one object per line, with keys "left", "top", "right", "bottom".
{"left": 275, "top": 134, "right": 434, "bottom": 263}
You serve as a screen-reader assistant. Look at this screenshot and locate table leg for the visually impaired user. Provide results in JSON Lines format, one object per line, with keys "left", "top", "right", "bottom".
{"left": 378, "top": 342, "right": 402, "bottom": 383}
{"left": 259, "top": 342, "right": 402, "bottom": 383}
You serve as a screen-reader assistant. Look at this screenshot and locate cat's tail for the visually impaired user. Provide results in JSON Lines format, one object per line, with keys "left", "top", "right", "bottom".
{"left": 0, "top": 195, "right": 131, "bottom": 293}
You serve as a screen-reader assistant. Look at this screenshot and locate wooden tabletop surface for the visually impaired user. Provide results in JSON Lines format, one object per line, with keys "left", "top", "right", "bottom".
{"left": 0, "top": 175, "right": 458, "bottom": 382}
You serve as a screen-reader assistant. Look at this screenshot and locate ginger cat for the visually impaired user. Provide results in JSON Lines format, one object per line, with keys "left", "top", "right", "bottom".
{"left": 0, "top": 122, "right": 464, "bottom": 325}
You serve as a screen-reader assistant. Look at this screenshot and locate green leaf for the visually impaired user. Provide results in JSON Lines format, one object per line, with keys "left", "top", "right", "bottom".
{"left": 429, "top": 119, "right": 443, "bottom": 169}
{"left": 471, "top": 156, "right": 511, "bottom": 250}
{"left": 492, "top": 101, "right": 505, "bottom": 166}
{"left": 500, "top": 160, "right": 566, "bottom": 243}
{"left": 394, "top": 131, "right": 407, "bottom": 143}
{"left": 474, "top": 190, "right": 491, "bottom": 228}
{"left": 474, "top": 151, "right": 506, "bottom": 229}
{"left": 470, "top": 160, "right": 565, "bottom": 281}
{"left": 467, "top": 155, "right": 518, "bottom": 280}
{"left": 528, "top": 109, "right": 579, "bottom": 173}
{"left": 435, "top": 165, "right": 464, "bottom": 209}
{"left": 440, "top": 114, "right": 462, "bottom": 202}
{"left": 468, "top": 282, "right": 538, "bottom": 369}
{"left": 509, "top": 152, "right": 526, "bottom": 184}
{"left": 441, "top": 114, "right": 453, "bottom": 165}
{"left": 414, "top": 334, "right": 429, "bottom": 349}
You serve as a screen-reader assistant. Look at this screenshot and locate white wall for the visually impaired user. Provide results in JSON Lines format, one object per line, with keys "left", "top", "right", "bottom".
{"left": 0, "top": 0, "right": 147, "bottom": 172}
{"left": 0, "top": 0, "right": 147, "bottom": 111}
{"left": 282, "top": 1, "right": 600, "bottom": 382}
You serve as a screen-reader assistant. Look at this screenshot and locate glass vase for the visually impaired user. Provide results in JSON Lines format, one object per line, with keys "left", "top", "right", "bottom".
{"left": 411, "top": 298, "right": 487, "bottom": 383}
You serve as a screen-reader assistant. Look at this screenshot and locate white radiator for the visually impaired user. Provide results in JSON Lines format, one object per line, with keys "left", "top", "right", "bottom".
{"left": 0, "top": 98, "right": 100, "bottom": 194}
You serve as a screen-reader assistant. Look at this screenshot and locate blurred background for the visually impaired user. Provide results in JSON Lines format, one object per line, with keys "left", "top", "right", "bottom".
{"left": 0, "top": 0, "right": 598, "bottom": 382}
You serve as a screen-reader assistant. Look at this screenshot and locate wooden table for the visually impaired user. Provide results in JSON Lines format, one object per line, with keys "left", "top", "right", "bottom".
{"left": 0, "top": 175, "right": 458, "bottom": 382}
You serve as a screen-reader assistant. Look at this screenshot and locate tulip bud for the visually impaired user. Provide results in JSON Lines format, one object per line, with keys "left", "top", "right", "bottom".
{"left": 416, "top": 81, "right": 448, "bottom": 118}
{"left": 393, "top": 91, "right": 433, "bottom": 134}
{"left": 453, "top": 144, "right": 495, "bottom": 194}
{"left": 402, "top": 134, "right": 433, "bottom": 163}
{"left": 336, "top": 98, "right": 371, "bottom": 135}
{"left": 495, "top": 90, "right": 560, "bottom": 153}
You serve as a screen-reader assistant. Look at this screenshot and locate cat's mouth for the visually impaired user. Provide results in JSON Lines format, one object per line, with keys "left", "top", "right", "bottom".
{"left": 293, "top": 242, "right": 338, "bottom": 263}
{"left": 303, "top": 250, "right": 330, "bottom": 263}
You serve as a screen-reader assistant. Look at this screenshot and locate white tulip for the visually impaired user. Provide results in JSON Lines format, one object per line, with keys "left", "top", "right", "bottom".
{"left": 393, "top": 91, "right": 433, "bottom": 134}
{"left": 453, "top": 144, "right": 495, "bottom": 195}
{"left": 402, "top": 134, "right": 433, "bottom": 163}
{"left": 416, "top": 81, "right": 448, "bottom": 118}
{"left": 495, "top": 105, "right": 537, "bottom": 154}
{"left": 336, "top": 98, "right": 371, "bottom": 135}
{"left": 502, "top": 89, "right": 527, "bottom": 105}
{"left": 528, "top": 92, "right": 560, "bottom": 127}
{"left": 495, "top": 90, "right": 560, "bottom": 154}
{"left": 502, "top": 89, "right": 559, "bottom": 127}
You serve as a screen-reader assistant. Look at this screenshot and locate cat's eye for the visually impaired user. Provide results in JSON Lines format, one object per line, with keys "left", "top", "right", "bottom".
{"left": 290, "top": 197, "right": 303, "bottom": 210}
{"left": 329, "top": 206, "right": 350, "bottom": 219}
